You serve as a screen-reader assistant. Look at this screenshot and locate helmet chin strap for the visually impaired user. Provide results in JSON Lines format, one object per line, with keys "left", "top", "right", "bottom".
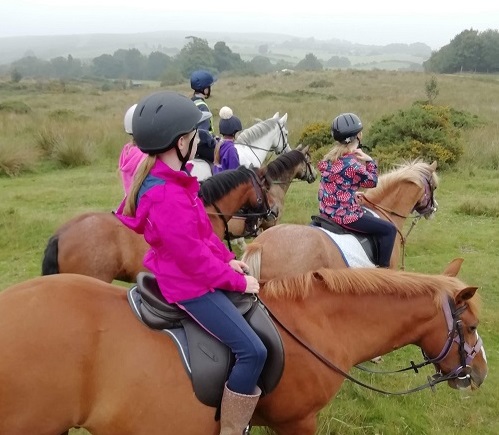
{"left": 175, "top": 134, "right": 196, "bottom": 170}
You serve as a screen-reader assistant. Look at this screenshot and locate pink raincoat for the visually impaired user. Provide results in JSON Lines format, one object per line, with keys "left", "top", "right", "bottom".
{"left": 115, "top": 159, "right": 246, "bottom": 303}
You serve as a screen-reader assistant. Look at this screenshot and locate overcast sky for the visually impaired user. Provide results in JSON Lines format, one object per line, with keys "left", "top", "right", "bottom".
{"left": 1, "top": 0, "right": 498, "bottom": 49}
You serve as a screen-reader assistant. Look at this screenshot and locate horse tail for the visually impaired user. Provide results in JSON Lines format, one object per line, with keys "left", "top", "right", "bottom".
{"left": 241, "top": 242, "right": 262, "bottom": 280}
{"left": 41, "top": 235, "right": 59, "bottom": 275}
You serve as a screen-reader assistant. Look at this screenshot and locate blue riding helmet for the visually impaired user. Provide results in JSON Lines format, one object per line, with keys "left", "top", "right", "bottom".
{"left": 190, "top": 70, "right": 217, "bottom": 91}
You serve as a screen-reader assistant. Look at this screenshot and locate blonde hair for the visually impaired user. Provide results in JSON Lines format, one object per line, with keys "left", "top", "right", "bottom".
{"left": 214, "top": 138, "right": 224, "bottom": 166}
{"left": 322, "top": 141, "right": 356, "bottom": 162}
{"left": 123, "top": 155, "right": 157, "bottom": 216}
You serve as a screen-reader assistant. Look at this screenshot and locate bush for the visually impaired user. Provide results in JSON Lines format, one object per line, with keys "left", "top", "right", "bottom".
{"left": 298, "top": 122, "right": 332, "bottom": 164}
{"left": 0, "top": 100, "right": 31, "bottom": 114}
{"left": 367, "top": 103, "right": 479, "bottom": 169}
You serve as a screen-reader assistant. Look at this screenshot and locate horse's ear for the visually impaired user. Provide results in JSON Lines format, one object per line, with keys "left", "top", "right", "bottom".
{"left": 296, "top": 143, "right": 303, "bottom": 151}
{"left": 442, "top": 258, "right": 464, "bottom": 277}
{"left": 280, "top": 113, "right": 288, "bottom": 124}
{"left": 430, "top": 161, "right": 437, "bottom": 171}
{"left": 455, "top": 286, "right": 478, "bottom": 304}
{"left": 272, "top": 112, "right": 280, "bottom": 119}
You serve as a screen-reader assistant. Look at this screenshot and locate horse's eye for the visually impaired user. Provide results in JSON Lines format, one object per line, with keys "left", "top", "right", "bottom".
{"left": 469, "top": 325, "right": 477, "bottom": 332}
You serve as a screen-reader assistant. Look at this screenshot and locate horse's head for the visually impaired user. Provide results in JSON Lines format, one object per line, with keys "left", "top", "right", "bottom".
{"left": 243, "top": 167, "right": 279, "bottom": 232}
{"left": 295, "top": 144, "right": 317, "bottom": 184}
{"left": 271, "top": 112, "right": 291, "bottom": 155}
{"left": 412, "top": 160, "right": 439, "bottom": 219}
{"left": 420, "top": 259, "right": 487, "bottom": 391}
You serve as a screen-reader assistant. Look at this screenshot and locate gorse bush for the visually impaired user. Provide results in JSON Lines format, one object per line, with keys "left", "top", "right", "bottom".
{"left": 367, "top": 103, "right": 480, "bottom": 170}
{"left": 297, "top": 102, "right": 482, "bottom": 169}
{"left": 298, "top": 122, "right": 331, "bottom": 163}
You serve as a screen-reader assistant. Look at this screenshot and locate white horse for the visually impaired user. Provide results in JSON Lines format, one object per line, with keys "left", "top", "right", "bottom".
{"left": 189, "top": 112, "right": 290, "bottom": 181}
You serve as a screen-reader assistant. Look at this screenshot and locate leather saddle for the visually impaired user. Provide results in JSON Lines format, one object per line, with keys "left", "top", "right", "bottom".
{"left": 127, "top": 272, "right": 284, "bottom": 408}
{"left": 310, "top": 214, "right": 379, "bottom": 264}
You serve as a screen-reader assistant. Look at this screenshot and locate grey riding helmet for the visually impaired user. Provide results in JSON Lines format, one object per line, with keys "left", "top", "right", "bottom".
{"left": 331, "top": 113, "right": 363, "bottom": 143}
{"left": 132, "top": 91, "right": 212, "bottom": 155}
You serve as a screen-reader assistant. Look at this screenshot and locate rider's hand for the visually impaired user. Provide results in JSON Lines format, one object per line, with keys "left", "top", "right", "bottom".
{"left": 244, "top": 275, "right": 260, "bottom": 294}
{"left": 229, "top": 259, "right": 250, "bottom": 275}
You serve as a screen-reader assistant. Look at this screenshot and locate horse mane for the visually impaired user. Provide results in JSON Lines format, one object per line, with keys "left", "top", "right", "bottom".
{"left": 262, "top": 150, "right": 305, "bottom": 180}
{"left": 369, "top": 159, "right": 439, "bottom": 201}
{"left": 199, "top": 166, "right": 254, "bottom": 206}
{"left": 237, "top": 118, "right": 277, "bottom": 144}
{"left": 262, "top": 267, "right": 480, "bottom": 315}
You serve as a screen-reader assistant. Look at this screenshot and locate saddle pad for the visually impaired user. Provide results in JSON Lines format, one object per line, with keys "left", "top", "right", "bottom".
{"left": 314, "top": 226, "right": 376, "bottom": 268}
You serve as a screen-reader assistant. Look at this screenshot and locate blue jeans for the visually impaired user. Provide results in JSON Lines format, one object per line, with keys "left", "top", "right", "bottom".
{"left": 341, "top": 214, "right": 397, "bottom": 267}
{"left": 177, "top": 290, "right": 267, "bottom": 395}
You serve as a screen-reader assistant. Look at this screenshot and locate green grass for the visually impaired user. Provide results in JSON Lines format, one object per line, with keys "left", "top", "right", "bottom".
{"left": 1, "top": 71, "right": 499, "bottom": 434}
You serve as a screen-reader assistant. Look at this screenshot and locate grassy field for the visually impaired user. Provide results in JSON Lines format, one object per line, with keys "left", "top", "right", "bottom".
{"left": 1, "top": 70, "right": 499, "bottom": 434}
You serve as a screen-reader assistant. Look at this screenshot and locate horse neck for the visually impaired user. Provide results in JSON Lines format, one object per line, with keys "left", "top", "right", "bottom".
{"left": 365, "top": 182, "right": 421, "bottom": 230}
{"left": 206, "top": 182, "right": 255, "bottom": 219}
{"left": 265, "top": 288, "right": 441, "bottom": 372}
{"left": 236, "top": 130, "right": 277, "bottom": 168}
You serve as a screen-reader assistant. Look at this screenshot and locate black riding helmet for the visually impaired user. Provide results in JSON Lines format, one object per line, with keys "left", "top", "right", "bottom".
{"left": 132, "top": 91, "right": 212, "bottom": 155}
{"left": 331, "top": 113, "right": 363, "bottom": 143}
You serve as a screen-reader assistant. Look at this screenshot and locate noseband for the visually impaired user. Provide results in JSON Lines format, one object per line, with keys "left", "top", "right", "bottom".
{"left": 421, "top": 295, "right": 483, "bottom": 386}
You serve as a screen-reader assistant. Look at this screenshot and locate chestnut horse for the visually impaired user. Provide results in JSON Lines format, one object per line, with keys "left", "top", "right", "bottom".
{"left": 0, "top": 260, "right": 487, "bottom": 434}
{"left": 41, "top": 148, "right": 314, "bottom": 284}
{"left": 242, "top": 160, "right": 439, "bottom": 280}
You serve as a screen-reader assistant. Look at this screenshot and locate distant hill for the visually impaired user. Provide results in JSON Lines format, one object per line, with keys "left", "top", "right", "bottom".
{"left": 0, "top": 31, "right": 432, "bottom": 71}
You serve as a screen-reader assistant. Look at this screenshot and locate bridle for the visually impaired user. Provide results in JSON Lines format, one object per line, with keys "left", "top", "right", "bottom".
{"left": 263, "top": 293, "right": 483, "bottom": 395}
{"left": 234, "top": 119, "right": 290, "bottom": 167}
{"left": 360, "top": 174, "right": 438, "bottom": 270}
{"left": 208, "top": 169, "right": 275, "bottom": 251}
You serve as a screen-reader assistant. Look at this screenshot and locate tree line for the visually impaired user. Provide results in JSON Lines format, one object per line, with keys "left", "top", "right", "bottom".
{"left": 423, "top": 29, "right": 499, "bottom": 73}
{"left": 9, "top": 28, "right": 499, "bottom": 82}
{"left": 9, "top": 36, "right": 328, "bottom": 83}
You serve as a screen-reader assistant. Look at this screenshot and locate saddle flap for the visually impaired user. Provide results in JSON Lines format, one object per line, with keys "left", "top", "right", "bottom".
{"left": 247, "top": 302, "right": 285, "bottom": 395}
{"left": 181, "top": 318, "right": 233, "bottom": 407}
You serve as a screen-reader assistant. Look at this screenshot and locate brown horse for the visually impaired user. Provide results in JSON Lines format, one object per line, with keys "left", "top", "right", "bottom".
{"left": 42, "top": 165, "right": 275, "bottom": 283}
{"left": 0, "top": 260, "right": 487, "bottom": 434}
{"left": 41, "top": 148, "right": 314, "bottom": 284}
{"left": 242, "top": 160, "right": 439, "bottom": 280}
{"left": 227, "top": 144, "right": 316, "bottom": 247}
